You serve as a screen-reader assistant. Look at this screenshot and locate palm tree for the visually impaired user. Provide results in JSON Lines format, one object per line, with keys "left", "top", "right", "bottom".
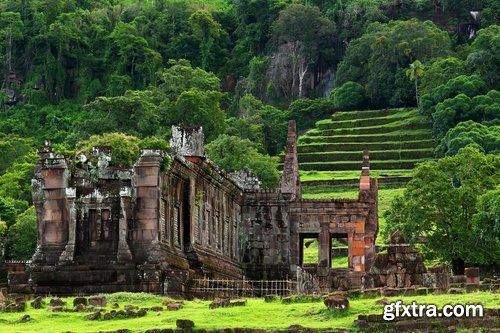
{"left": 406, "top": 60, "right": 425, "bottom": 111}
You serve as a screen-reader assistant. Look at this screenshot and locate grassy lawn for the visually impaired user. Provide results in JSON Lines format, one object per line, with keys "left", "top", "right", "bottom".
{"left": 1, "top": 292, "right": 498, "bottom": 333}
{"left": 328, "top": 108, "right": 418, "bottom": 121}
{"left": 299, "top": 170, "right": 414, "bottom": 181}
{"left": 301, "top": 185, "right": 359, "bottom": 199}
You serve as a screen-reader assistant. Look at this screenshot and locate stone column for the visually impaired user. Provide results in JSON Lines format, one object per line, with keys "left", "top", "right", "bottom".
{"left": 317, "top": 222, "right": 330, "bottom": 276}
{"left": 117, "top": 187, "right": 133, "bottom": 262}
{"left": 134, "top": 149, "right": 163, "bottom": 262}
{"left": 31, "top": 147, "right": 70, "bottom": 264}
{"left": 59, "top": 187, "right": 77, "bottom": 262}
{"left": 280, "top": 121, "right": 301, "bottom": 201}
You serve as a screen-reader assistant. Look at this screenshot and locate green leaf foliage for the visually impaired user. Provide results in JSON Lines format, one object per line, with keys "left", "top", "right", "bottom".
{"left": 83, "top": 90, "right": 161, "bottom": 138}
{"left": 472, "top": 186, "right": 500, "bottom": 262}
{"left": 76, "top": 132, "right": 140, "bottom": 168}
{"left": 0, "top": 197, "right": 17, "bottom": 228}
{"left": 419, "top": 57, "right": 468, "bottom": 97}
{"left": 438, "top": 121, "right": 500, "bottom": 156}
{"left": 288, "top": 98, "right": 334, "bottom": 132}
{"left": 5, "top": 206, "right": 36, "bottom": 260}
{"left": 330, "top": 81, "right": 365, "bottom": 110}
{"left": 431, "top": 89, "right": 499, "bottom": 139}
{"left": 421, "top": 75, "right": 487, "bottom": 116}
{"left": 0, "top": 151, "right": 37, "bottom": 206}
{"left": 467, "top": 25, "right": 500, "bottom": 88}
{"left": 205, "top": 134, "right": 280, "bottom": 188}
{"left": 384, "top": 146, "right": 500, "bottom": 267}
{"left": 337, "top": 19, "right": 451, "bottom": 107}
{"left": 226, "top": 94, "right": 288, "bottom": 155}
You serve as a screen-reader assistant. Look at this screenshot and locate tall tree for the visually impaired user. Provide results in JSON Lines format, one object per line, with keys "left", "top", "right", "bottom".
{"left": 188, "top": 9, "right": 224, "bottom": 70}
{"left": 0, "top": 12, "right": 23, "bottom": 74}
{"left": 384, "top": 146, "right": 500, "bottom": 274}
{"left": 268, "top": 4, "right": 335, "bottom": 101}
{"left": 406, "top": 60, "right": 425, "bottom": 110}
{"left": 337, "top": 19, "right": 451, "bottom": 107}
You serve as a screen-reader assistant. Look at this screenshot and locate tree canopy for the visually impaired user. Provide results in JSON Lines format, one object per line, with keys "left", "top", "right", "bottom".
{"left": 205, "top": 134, "right": 280, "bottom": 188}
{"left": 384, "top": 146, "right": 500, "bottom": 273}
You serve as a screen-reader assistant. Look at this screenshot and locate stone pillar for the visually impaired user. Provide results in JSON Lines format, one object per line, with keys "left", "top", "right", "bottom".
{"left": 347, "top": 233, "right": 353, "bottom": 269}
{"left": 317, "top": 222, "right": 330, "bottom": 276}
{"left": 359, "top": 149, "right": 370, "bottom": 191}
{"left": 134, "top": 149, "right": 163, "bottom": 262}
{"left": 359, "top": 149, "right": 378, "bottom": 271}
{"left": 31, "top": 142, "right": 70, "bottom": 264}
{"left": 280, "top": 120, "right": 301, "bottom": 201}
{"left": 189, "top": 176, "right": 196, "bottom": 249}
{"left": 59, "top": 187, "right": 77, "bottom": 262}
{"left": 117, "top": 187, "right": 133, "bottom": 262}
{"left": 465, "top": 267, "right": 480, "bottom": 285}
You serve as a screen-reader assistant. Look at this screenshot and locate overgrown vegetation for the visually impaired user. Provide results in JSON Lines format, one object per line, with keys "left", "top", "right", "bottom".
{"left": 0, "top": 0, "right": 497, "bottom": 275}
{"left": 384, "top": 146, "right": 500, "bottom": 274}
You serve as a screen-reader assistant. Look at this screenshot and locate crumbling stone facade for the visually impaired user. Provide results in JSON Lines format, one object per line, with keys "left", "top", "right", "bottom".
{"left": 368, "top": 232, "right": 427, "bottom": 289}
{"left": 12, "top": 121, "right": 379, "bottom": 296}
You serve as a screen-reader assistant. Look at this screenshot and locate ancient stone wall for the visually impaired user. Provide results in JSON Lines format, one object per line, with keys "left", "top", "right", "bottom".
{"left": 368, "top": 233, "right": 427, "bottom": 289}
{"left": 13, "top": 122, "right": 381, "bottom": 296}
{"left": 158, "top": 153, "right": 245, "bottom": 280}
{"left": 240, "top": 190, "right": 292, "bottom": 279}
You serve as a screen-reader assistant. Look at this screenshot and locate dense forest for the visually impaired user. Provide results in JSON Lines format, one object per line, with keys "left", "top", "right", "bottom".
{"left": 0, "top": 0, "right": 498, "bottom": 266}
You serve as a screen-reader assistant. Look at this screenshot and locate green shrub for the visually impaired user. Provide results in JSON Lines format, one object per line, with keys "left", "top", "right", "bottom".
{"left": 331, "top": 81, "right": 365, "bottom": 110}
{"left": 288, "top": 98, "right": 334, "bottom": 132}
{"left": 104, "top": 292, "right": 164, "bottom": 303}
{"left": 76, "top": 133, "right": 140, "bottom": 168}
{"left": 5, "top": 206, "right": 36, "bottom": 260}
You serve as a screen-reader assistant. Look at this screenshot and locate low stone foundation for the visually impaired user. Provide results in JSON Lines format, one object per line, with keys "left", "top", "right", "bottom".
{"left": 355, "top": 308, "right": 500, "bottom": 332}
{"left": 8, "top": 264, "right": 192, "bottom": 297}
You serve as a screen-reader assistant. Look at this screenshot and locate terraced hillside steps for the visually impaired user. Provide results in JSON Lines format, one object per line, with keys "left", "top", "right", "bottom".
{"left": 297, "top": 108, "right": 434, "bottom": 188}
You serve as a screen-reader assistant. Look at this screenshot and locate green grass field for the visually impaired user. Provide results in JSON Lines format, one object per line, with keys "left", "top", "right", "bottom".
{"left": 300, "top": 170, "right": 414, "bottom": 181}
{"left": 1, "top": 292, "right": 497, "bottom": 333}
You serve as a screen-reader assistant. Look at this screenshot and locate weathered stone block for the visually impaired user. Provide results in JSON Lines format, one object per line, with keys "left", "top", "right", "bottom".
{"left": 448, "top": 287, "right": 465, "bottom": 294}
{"left": 324, "top": 295, "right": 349, "bottom": 310}
{"left": 73, "top": 297, "right": 88, "bottom": 307}
{"left": 49, "top": 297, "right": 65, "bottom": 307}
{"left": 465, "top": 267, "right": 480, "bottom": 285}
{"left": 89, "top": 296, "right": 107, "bottom": 307}
{"left": 176, "top": 319, "right": 195, "bottom": 328}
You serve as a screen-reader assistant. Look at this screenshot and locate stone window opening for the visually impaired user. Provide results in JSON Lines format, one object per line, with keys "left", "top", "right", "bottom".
{"left": 300, "top": 234, "right": 319, "bottom": 266}
{"left": 331, "top": 234, "right": 349, "bottom": 269}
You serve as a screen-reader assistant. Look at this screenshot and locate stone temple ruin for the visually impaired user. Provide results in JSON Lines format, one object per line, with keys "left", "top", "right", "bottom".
{"left": 10, "top": 121, "right": 411, "bottom": 296}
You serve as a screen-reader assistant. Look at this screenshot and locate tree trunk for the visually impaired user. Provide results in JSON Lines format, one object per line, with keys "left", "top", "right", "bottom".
{"left": 298, "top": 62, "right": 308, "bottom": 98}
{"left": 451, "top": 258, "right": 465, "bottom": 275}
{"left": 415, "top": 78, "right": 420, "bottom": 111}
{"left": 8, "top": 26, "right": 13, "bottom": 72}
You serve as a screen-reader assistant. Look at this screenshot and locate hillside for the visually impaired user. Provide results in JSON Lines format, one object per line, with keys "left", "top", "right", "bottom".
{"left": 298, "top": 108, "right": 435, "bottom": 244}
